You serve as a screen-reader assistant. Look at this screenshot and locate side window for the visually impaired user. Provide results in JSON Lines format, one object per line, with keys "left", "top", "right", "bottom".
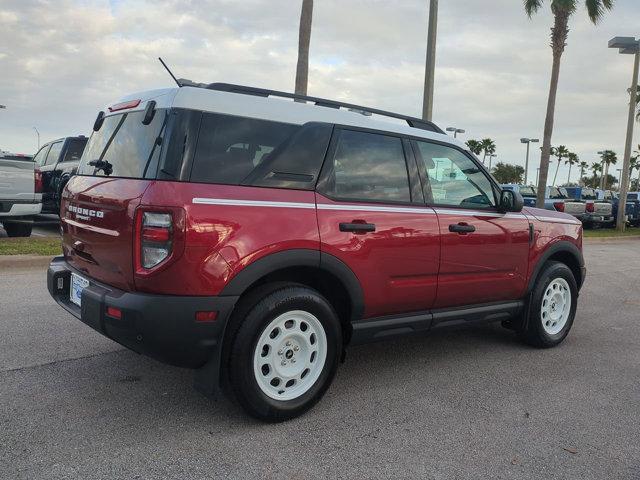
{"left": 62, "top": 139, "right": 87, "bottom": 163}
{"left": 44, "top": 142, "right": 63, "bottom": 166}
{"left": 320, "top": 129, "right": 411, "bottom": 203}
{"left": 415, "top": 141, "right": 495, "bottom": 209}
{"left": 190, "top": 113, "right": 300, "bottom": 185}
{"left": 33, "top": 145, "right": 51, "bottom": 167}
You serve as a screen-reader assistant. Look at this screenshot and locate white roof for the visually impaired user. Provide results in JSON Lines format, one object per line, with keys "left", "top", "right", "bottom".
{"left": 105, "top": 86, "right": 466, "bottom": 149}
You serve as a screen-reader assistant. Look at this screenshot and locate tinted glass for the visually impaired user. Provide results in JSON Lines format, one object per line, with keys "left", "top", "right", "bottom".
{"left": 415, "top": 141, "right": 495, "bottom": 208}
{"left": 581, "top": 188, "right": 596, "bottom": 200}
{"left": 548, "top": 187, "right": 566, "bottom": 199}
{"left": 44, "top": 142, "right": 63, "bottom": 166}
{"left": 191, "top": 113, "right": 300, "bottom": 185}
{"left": 628, "top": 193, "right": 639, "bottom": 201}
{"left": 519, "top": 186, "right": 537, "bottom": 197}
{"left": 62, "top": 138, "right": 87, "bottom": 162}
{"left": 78, "top": 109, "right": 166, "bottom": 178}
{"left": 33, "top": 146, "right": 50, "bottom": 166}
{"left": 321, "top": 130, "right": 410, "bottom": 203}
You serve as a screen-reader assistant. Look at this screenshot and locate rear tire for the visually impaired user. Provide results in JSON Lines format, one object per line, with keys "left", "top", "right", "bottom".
{"left": 227, "top": 283, "right": 342, "bottom": 422}
{"left": 2, "top": 221, "right": 33, "bottom": 237}
{"left": 520, "top": 261, "right": 577, "bottom": 348}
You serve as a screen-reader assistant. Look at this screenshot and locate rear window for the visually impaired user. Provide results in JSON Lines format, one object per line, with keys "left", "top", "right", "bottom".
{"left": 628, "top": 193, "right": 639, "bottom": 201}
{"left": 78, "top": 109, "right": 166, "bottom": 179}
{"left": 548, "top": 187, "right": 566, "bottom": 199}
{"left": 62, "top": 138, "right": 87, "bottom": 163}
{"left": 190, "top": 113, "right": 301, "bottom": 185}
{"left": 519, "top": 186, "right": 536, "bottom": 197}
{"left": 581, "top": 188, "right": 596, "bottom": 200}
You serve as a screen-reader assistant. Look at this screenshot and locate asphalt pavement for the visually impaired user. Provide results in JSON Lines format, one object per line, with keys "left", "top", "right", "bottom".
{"left": 1, "top": 240, "right": 639, "bottom": 479}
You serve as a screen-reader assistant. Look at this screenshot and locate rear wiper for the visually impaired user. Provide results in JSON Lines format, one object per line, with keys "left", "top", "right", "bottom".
{"left": 88, "top": 159, "right": 113, "bottom": 176}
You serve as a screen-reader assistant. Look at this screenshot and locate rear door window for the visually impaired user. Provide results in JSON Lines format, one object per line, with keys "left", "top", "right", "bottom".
{"left": 33, "top": 145, "right": 51, "bottom": 167}
{"left": 190, "top": 113, "right": 300, "bottom": 185}
{"left": 319, "top": 129, "right": 411, "bottom": 203}
{"left": 62, "top": 138, "right": 87, "bottom": 163}
{"left": 44, "top": 142, "right": 63, "bottom": 166}
{"left": 78, "top": 110, "right": 167, "bottom": 178}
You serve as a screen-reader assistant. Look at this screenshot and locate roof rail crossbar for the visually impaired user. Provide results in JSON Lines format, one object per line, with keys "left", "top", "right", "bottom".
{"left": 206, "top": 82, "right": 444, "bottom": 133}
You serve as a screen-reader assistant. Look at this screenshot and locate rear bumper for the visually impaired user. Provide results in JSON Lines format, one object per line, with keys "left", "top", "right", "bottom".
{"left": 47, "top": 256, "right": 238, "bottom": 369}
{"left": 582, "top": 213, "right": 614, "bottom": 225}
{"left": 0, "top": 200, "right": 42, "bottom": 217}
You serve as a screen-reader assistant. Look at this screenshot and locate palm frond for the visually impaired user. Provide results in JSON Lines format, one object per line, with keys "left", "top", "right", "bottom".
{"left": 524, "top": 0, "right": 544, "bottom": 17}
{"left": 585, "top": 0, "right": 614, "bottom": 24}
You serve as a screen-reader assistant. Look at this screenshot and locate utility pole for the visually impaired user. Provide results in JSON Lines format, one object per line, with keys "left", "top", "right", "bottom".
{"left": 422, "top": 0, "right": 438, "bottom": 121}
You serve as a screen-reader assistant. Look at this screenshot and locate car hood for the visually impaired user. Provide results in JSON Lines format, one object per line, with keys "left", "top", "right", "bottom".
{"left": 523, "top": 206, "right": 581, "bottom": 225}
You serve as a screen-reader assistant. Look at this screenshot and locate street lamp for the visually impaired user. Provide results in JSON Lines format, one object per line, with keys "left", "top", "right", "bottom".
{"left": 609, "top": 36, "right": 640, "bottom": 232}
{"left": 616, "top": 168, "right": 623, "bottom": 186}
{"left": 446, "top": 127, "right": 465, "bottom": 138}
{"left": 33, "top": 127, "right": 40, "bottom": 150}
{"left": 521, "top": 138, "right": 539, "bottom": 185}
{"left": 0, "top": 105, "right": 6, "bottom": 109}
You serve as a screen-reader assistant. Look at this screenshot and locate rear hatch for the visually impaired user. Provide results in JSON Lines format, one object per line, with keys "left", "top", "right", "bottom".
{"left": 61, "top": 101, "right": 168, "bottom": 290}
{"left": 0, "top": 154, "right": 36, "bottom": 203}
{"left": 549, "top": 187, "right": 585, "bottom": 216}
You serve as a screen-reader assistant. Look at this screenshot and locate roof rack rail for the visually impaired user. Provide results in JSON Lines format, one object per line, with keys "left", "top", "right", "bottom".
{"left": 206, "top": 82, "right": 444, "bottom": 134}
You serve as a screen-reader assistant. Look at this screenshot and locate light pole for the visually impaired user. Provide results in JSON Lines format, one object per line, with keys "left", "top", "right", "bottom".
{"left": 446, "top": 127, "right": 465, "bottom": 138}
{"left": 33, "top": 127, "right": 40, "bottom": 150}
{"left": 536, "top": 167, "right": 541, "bottom": 187}
{"left": 616, "top": 168, "right": 623, "bottom": 188}
{"left": 0, "top": 105, "right": 6, "bottom": 109}
{"left": 521, "top": 138, "right": 539, "bottom": 185}
{"left": 609, "top": 36, "right": 640, "bottom": 232}
{"left": 422, "top": 0, "right": 438, "bottom": 121}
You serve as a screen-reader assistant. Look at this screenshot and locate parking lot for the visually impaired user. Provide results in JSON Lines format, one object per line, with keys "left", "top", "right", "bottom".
{"left": 0, "top": 239, "right": 638, "bottom": 479}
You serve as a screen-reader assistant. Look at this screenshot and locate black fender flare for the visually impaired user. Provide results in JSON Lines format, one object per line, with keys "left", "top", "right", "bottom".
{"left": 219, "top": 248, "right": 364, "bottom": 322}
{"left": 526, "top": 240, "right": 585, "bottom": 294}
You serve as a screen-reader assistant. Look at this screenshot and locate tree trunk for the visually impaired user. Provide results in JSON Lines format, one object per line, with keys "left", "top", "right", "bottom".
{"left": 552, "top": 159, "right": 561, "bottom": 186}
{"left": 295, "top": 0, "right": 313, "bottom": 97}
{"left": 536, "top": 11, "right": 569, "bottom": 207}
{"left": 603, "top": 162, "right": 610, "bottom": 189}
{"left": 567, "top": 164, "right": 572, "bottom": 184}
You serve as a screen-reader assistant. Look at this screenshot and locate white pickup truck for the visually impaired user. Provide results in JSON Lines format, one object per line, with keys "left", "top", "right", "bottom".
{"left": 0, "top": 151, "right": 42, "bottom": 237}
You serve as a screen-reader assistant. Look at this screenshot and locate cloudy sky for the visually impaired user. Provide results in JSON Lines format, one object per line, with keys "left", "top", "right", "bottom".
{"left": 1, "top": 0, "right": 639, "bottom": 184}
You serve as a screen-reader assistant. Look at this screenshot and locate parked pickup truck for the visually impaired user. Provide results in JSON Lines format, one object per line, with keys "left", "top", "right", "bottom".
{"left": 623, "top": 192, "right": 640, "bottom": 226}
{"left": 545, "top": 187, "right": 586, "bottom": 220}
{"left": 564, "top": 187, "right": 613, "bottom": 228}
{"left": 0, "top": 151, "right": 42, "bottom": 237}
{"left": 32, "top": 136, "right": 87, "bottom": 215}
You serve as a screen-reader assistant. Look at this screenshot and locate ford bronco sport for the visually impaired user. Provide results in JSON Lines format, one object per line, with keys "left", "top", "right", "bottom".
{"left": 47, "top": 84, "right": 585, "bottom": 422}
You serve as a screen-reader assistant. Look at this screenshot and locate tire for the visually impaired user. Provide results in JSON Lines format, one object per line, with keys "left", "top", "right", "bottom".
{"left": 2, "top": 221, "right": 33, "bottom": 237}
{"left": 520, "top": 261, "right": 578, "bottom": 348}
{"left": 227, "top": 283, "right": 342, "bottom": 422}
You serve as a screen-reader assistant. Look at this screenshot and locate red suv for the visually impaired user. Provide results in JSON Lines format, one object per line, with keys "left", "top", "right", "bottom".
{"left": 47, "top": 83, "right": 585, "bottom": 421}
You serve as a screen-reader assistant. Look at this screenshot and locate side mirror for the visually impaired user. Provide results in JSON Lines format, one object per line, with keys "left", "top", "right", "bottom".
{"left": 93, "top": 111, "right": 105, "bottom": 131}
{"left": 500, "top": 189, "right": 524, "bottom": 213}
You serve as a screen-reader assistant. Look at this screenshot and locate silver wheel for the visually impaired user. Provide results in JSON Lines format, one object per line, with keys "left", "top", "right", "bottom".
{"left": 253, "top": 310, "right": 328, "bottom": 401}
{"left": 540, "top": 278, "right": 571, "bottom": 335}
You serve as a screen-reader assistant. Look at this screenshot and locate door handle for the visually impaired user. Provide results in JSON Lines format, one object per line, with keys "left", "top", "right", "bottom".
{"left": 449, "top": 222, "right": 476, "bottom": 234}
{"left": 339, "top": 222, "right": 376, "bottom": 233}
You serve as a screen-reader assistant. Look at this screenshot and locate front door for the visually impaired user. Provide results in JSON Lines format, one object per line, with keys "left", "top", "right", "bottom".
{"left": 316, "top": 128, "right": 440, "bottom": 319}
{"left": 412, "top": 140, "right": 531, "bottom": 309}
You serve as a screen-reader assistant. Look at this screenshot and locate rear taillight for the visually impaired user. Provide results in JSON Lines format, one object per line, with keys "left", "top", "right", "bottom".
{"left": 34, "top": 168, "right": 43, "bottom": 193}
{"left": 586, "top": 202, "right": 595, "bottom": 213}
{"left": 553, "top": 201, "right": 565, "bottom": 212}
{"left": 136, "top": 211, "right": 173, "bottom": 270}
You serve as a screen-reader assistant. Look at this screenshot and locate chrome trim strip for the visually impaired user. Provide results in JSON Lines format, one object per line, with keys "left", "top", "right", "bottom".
{"left": 317, "top": 204, "right": 435, "bottom": 214}
{"left": 192, "top": 198, "right": 315, "bottom": 209}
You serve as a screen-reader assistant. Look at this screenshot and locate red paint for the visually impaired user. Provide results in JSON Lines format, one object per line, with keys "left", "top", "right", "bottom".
{"left": 61, "top": 178, "right": 583, "bottom": 319}
{"left": 195, "top": 311, "right": 218, "bottom": 322}
{"left": 108, "top": 99, "right": 141, "bottom": 112}
{"left": 106, "top": 306, "right": 122, "bottom": 319}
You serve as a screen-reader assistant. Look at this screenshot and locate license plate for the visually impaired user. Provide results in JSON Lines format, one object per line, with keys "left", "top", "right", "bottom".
{"left": 70, "top": 273, "right": 90, "bottom": 307}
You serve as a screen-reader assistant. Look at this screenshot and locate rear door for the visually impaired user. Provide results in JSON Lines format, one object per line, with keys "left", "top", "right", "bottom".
{"left": 412, "top": 140, "right": 530, "bottom": 309}
{"left": 316, "top": 128, "right": 440, "bottom": 319}
{"left": 40, "top": 141, "right": 63, "bottom": 211}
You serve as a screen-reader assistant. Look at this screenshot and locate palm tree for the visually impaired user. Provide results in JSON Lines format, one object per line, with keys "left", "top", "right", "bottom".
{"left": 480, "top": 138, "right": 496, "bottom": 164}
{"left": 565, "top": 152, "right": 578, "bottom": 184}
{"left": 524, "top": 0, "right": 614, "bottom": 207}
{"left": 578, "top": 160, "right": 589, "bottom": 185}
{"left": 635, "top": 86, "right": 640, "bottom": 121}
{"left": 294, "top": 0, "right": 314, "bottom": 97}
{"left": 550, "top": 145, "right": 569, "bottom": 186}
{"left": 630, "top": 151, "right": 640, "bottom": 189}
{"left": 465, "top": 139, "right": 483, "bottom": 156}
{"left": 601, "top": 150, "right": 617, "bottom": 189}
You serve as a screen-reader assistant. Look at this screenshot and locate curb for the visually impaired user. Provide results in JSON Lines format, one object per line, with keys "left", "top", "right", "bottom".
{"left": 584, "top": 235, "right": 640, "bottom": 243}
{"left": 0, "top": 255, "right": 55, "bottom": 270}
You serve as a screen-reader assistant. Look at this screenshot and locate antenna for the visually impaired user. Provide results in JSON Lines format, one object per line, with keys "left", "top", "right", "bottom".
{"left": 158, "top": 57, "right": 181, "bottom": 87}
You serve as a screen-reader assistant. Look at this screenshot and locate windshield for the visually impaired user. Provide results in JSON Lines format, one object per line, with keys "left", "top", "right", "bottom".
{"left": 519, "top": 186, "right": 536, "bottom": 197}
{"left": 78, "top": 109, "right": 167, "bottom": 178}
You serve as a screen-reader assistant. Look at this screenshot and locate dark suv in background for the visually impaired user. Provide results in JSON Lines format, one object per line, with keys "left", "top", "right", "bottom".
{"left": 32, "top": 136, "right": 87, "bottom": 214}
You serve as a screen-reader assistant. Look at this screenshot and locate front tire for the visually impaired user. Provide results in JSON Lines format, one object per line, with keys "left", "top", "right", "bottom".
{"left": 520, "top": 261, "right": 578, "bottom": 348}
{"left": 227, "top": 284, "right": 342, "bottom": 422}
